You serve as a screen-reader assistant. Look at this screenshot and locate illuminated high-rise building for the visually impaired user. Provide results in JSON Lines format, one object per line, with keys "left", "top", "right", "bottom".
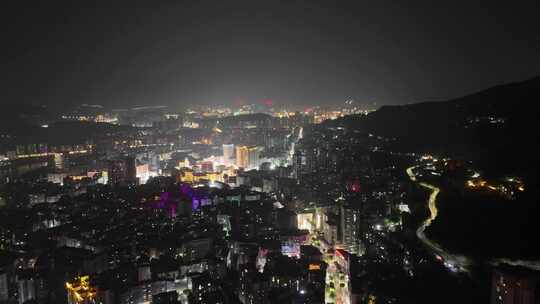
{"left": 222, "top": 144, "right": 235, "bottom": 165}
{"left": 136, "top": 163, "right": 149, "bottom": 184}
{"left": 18, "top": 278, "right": 36, "bottom": 304}
{"left": 247, "top": 146, "right": 261, "bottom": 170}
{"left": 53, "top": 153, "right": 64, "bottom": 170}
{"left": 340, "top": 204, "right": 364, "bottom": 255}
{"left": 236, "top": 146, "right": 261, "bottom": 170}
{"left": 236, "top": 146, "right": 249, "bottom": 169}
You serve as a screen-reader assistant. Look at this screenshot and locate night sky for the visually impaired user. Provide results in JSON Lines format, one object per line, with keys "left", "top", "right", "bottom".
{"left": 3, "top": 0, "right": 540, "bottom": 109}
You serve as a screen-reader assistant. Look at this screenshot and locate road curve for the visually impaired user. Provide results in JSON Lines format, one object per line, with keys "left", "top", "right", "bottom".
{"left": 407, "top": 165, "right": 540, "bottom": 273}
{"left": 406, "top": 166, "right": 472, "bottom": 273}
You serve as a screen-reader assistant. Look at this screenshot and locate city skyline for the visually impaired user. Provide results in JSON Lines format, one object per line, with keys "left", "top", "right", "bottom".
{"left": 1, "top": 2, "right": 540, "bottom": 304}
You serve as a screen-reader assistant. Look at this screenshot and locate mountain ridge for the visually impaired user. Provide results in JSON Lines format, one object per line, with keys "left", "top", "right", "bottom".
{"left": 327, "top": 75, "right": 540, "bottom": 181}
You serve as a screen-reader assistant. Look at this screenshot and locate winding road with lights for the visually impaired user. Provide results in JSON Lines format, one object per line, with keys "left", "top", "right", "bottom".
{"left": 407, "top": 165, "right": 540, "bottom": 273}
{"left": 406, "top": 166, "right": 472, "bottom": 273}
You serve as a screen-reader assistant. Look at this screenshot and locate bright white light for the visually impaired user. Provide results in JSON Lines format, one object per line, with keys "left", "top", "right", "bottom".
{"left": 398, "top": 204, "right": 410, "bottom": 213}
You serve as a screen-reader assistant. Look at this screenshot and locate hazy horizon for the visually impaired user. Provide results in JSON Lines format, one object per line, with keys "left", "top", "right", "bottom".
{"left": 3, "top": 0, "right": 540, "bottom": 109}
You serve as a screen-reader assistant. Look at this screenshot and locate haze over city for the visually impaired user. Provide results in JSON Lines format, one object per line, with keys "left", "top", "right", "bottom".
{"left": 3, "top": 0, "right": 540, "bottom": 109}
{"left": 1, "top": 2, "right": 540, "bottom": 304}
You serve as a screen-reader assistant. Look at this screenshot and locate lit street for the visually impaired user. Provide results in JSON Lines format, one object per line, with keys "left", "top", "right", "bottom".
{"left": 406, "top": 166, "right": 472, "bottom": 273}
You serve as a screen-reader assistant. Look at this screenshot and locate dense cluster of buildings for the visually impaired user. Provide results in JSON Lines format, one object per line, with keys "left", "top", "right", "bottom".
{"left": 0, "top": 104, "right": 537, "bottom": 304}
{"left": 0, "top": 105, "right": 320, "bottom": 304}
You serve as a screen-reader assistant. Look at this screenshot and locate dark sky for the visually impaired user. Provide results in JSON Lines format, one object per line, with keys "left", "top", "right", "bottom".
{"left": 2, "top": 0, "right": 540, "bottom": 109}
